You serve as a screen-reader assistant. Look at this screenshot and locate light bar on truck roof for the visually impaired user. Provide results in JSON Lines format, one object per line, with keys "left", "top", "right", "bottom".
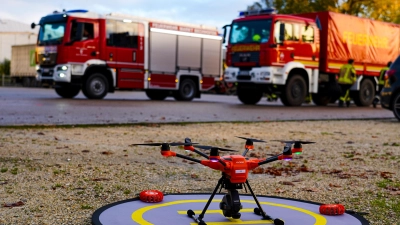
{"left": 66, "top": 9, "right": 88, "bottom": 13}
{"left": 239, "top": 8, "right": 277, "bottom": 17}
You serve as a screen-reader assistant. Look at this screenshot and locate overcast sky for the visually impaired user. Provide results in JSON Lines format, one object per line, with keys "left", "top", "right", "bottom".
{"left": 0, "top": 0, "right": 259, "bottom": 30}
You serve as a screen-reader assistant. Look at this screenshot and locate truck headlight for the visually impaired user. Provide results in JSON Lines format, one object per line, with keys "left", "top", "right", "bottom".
{"left": 57, "top": 66, "right": 68, "bottom": 71}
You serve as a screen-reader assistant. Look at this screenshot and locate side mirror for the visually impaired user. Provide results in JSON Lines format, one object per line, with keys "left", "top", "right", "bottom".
{"left": 222, "top": 24, "right": 230, "bottom": 44}
{"left": 31, "top": 23, "right": 36, "bottom": 29}
{"left": 279, "top": 23, "right": 285, "bottom": 43}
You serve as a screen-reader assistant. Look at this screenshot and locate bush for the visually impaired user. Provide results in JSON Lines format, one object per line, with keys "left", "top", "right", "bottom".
{"left": 0, "top": 59, "right": 10, "bottom": 75}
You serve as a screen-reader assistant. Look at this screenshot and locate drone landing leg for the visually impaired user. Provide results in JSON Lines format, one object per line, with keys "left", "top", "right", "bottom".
{"left": 187, "top": 176, "right": 224, "bottom": 225}
{"left": 245, "top": 180, "right": 284, "bottom": 225}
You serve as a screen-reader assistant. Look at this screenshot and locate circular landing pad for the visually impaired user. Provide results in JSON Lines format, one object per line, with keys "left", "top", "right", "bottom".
{"left": 92, "top": 193, "right": 369, "bottom": 225}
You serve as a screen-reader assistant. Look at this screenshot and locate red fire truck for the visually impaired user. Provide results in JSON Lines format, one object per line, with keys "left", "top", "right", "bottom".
{"left": 223, "top": 9, "right": 400, "bottom": 106}
{"left": 31, "top": 10, "right": 222, "bottom": 100}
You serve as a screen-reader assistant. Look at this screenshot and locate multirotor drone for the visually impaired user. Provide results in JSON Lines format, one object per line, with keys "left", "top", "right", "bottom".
{"left": 133, "top": 137, "right": 315, "bottom": 225}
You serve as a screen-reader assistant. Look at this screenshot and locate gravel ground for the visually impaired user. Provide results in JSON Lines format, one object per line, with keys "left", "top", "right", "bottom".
{"left": 0, "top": 120, "right": 399, "bottom": 225}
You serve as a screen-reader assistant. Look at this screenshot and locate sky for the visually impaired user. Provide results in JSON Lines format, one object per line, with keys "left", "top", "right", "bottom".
{"left": 0, "top": 0, "right": 259, "bottom": 31}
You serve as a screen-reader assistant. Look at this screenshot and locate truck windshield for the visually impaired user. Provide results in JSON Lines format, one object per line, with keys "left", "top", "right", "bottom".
{"left": 229, "top": 19, "right": 272, "bottom": 44}
{"left": 38, "top": 22, "right": 66, "bottom": 45}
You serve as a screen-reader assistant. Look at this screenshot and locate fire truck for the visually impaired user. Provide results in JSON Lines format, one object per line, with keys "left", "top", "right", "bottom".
{"left": 223, "top": 9, "right": 400, "bottom": 106}
{"left": 31, "top": 10, "right": 222, "bottom": 100}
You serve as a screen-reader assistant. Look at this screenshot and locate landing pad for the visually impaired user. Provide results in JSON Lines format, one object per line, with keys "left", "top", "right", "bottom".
{"left": 92, "top": 193, "right": 369, "bottom": 225}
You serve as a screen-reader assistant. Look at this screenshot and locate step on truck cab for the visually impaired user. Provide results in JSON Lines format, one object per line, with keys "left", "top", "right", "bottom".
{"left": 32, "top": 9, "right": 223, "bottom": 100}
{"left": 223, "top": 9, "right": 400, "bottom": 106}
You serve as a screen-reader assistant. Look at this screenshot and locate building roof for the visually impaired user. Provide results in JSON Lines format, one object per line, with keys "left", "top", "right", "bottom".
{"left": 0, "top": 18, "right": 38, "bottom": 33}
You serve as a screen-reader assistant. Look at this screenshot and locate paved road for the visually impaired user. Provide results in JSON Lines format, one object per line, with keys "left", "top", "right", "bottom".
{"left": 0, "top": 87, "right": 395, "bottom": 126}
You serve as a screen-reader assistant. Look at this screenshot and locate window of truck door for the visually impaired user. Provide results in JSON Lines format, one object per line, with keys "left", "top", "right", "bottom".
{"left": 67, "top": 20, "right": 99, "bottom": 63}
{"left": 106, "top": 20, "right": 145, "bottom": 88}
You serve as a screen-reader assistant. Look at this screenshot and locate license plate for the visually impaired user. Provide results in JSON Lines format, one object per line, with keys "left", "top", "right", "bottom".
{"left": 239, "top": 71, "right": 249, "bottom": 75}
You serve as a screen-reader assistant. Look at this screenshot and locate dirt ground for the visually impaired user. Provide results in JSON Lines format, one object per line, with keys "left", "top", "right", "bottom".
{"left": 0, "top": 120, "right": 399, "bottom": 225}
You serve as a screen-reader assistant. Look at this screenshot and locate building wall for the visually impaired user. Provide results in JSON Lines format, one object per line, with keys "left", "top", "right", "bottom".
{"left": 0, "top": 32, "right": 37, "bottom": 61}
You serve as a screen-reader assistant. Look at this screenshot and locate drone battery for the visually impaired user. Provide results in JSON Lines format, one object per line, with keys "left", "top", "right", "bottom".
{"left": 139, "top": 190, "right": 164, "bottom": 203}
{"left": 319, "top": 204, "right": 345, "bottom": 215}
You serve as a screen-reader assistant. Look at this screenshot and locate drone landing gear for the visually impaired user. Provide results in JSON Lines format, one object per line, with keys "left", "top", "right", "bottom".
{"left": 187, "top": 176, "right": 284, "bottom": 225}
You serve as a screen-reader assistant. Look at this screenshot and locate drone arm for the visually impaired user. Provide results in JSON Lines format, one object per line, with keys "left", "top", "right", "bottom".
{"left": 258, "top": 155, "right": 279, "bottom": 166}
{"left": 161, "top": 150, "right": 202, "bottom": 164}
{"left": 184, "top": 146, "right": 209, "bottom": 159}
{"left": 175, "top": 153, "right": 202, "bottom": 164}
{"left": 193, "top": 149, "right": 210, "bottom": 159}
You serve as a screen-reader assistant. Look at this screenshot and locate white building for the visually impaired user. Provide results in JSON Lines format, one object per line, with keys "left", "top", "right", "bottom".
{"left": 0, "top": 19, "right": 38, "bottom": 62}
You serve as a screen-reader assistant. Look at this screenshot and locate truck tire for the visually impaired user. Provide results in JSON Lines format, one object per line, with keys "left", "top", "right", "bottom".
{"left": 145, "top": 90, "right": 168, "bottom": 100}
{"left": 173, "top": 79, "right": 197, "bottom": 101}
{"left": 392, "top": 92, "right": 400, "bottom": 121}
{"left": 22, "top": 77, "right": 30, "bottom": 87}
{"left": 55, "top": 86, "right": 80, "bottom": 99}
{"left": 281, "top": 74, "right": 307, "bottom": 106}
{"left": 82, "top": 73, "right": 109, "bottom": 99}
{"left": 237, "top": 86, "right": 263, "bottom": 105}
{"left": 312, "top": 93, "right": 331, "bottom": 106}
{"left": 353, "top": 79, "right": 375, "bottom": 107}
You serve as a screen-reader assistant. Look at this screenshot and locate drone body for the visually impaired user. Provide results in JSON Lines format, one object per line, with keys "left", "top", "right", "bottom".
{"left": 133, "top": 137, "right": 315, "bottom": 225}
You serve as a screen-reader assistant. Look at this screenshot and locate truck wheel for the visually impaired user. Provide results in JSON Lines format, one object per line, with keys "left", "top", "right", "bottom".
{"left": 392, "top": 92, "right": 400, "bottom": 121}
{"left": 173, "top": 79, "right": 197, "bottom": 101}
{"left": 145, "top": 90, "right": 168, "bottom": 100}
{"left": 82, "top": 73, "right": 109, "bottom": 99}
{"left": 237, "top": 86, "right": 263, "bottom": 105}
{"left": 353, "top": 79, "right": 375, "bottom": 106}
{"left": 281, "top": 75, "right": 307, "bottom": 106}
{"left": 312, "top": 93, "right": 331, "bottom": 106}
{"left": 55, "top": 86, "right": 80, "bottom": 99}
{"left": 22, "top": 77, "right": 30, "bottom": 87}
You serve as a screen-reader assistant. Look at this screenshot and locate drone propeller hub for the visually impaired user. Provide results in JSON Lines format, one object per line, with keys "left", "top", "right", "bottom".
{"left": 184, "top": 145, "right": 195, "bottom": 151}
{"left": 161, "top": 143, "right": 170, "bottom": 151}
{"left": 245, "top": 144, "right": 254, "bottom": 150}
{"left": 292, "top": 147, "right": 302, "bottom": 154}
{"left": 278, "top": 154, "right": 293, "bottom": 161}
{"left": 161, "top": 150, "right": 176, "bottom": 157}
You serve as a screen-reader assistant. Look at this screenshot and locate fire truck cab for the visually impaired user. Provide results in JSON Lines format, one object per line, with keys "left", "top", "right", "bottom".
{"left": 32, "top": 10, "right": 222, "bottom": 100}
{"left": 223, "top": 9, "right": 320, "bottom": 106}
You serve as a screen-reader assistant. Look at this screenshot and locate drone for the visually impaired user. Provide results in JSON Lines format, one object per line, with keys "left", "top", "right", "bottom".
{"left": 133, "top": 137, "right": 315, "bottom": 225}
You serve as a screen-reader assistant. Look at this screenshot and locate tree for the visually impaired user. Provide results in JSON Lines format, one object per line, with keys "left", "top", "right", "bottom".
{"left": 0, "top": 59, "right": 10, "bottom": 75}
{"left": 246, "top": 0, "right": 400, "bottom": 23}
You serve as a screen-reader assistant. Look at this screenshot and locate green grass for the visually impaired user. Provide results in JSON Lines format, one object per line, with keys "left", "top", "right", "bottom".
{"left": 1, "top": 168, "right": 7, "bottom": 173}
{"left": 81, "top": 204, "right": 93, "bottom": 209}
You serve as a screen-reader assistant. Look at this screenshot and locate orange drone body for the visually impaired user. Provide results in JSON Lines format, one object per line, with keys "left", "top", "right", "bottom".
{"left": 201, "top": 155, "right": 261, "bottom": 184}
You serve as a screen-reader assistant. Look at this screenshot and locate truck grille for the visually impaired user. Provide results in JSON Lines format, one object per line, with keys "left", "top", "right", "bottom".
{"left": 231, "top": 52, "right": 259, "bottom": 63}
{"left": 237, "top": 75, "right": 251, "bottom": 80}
{"left": 38, "top": 53, "right": 57, "bottom": 66}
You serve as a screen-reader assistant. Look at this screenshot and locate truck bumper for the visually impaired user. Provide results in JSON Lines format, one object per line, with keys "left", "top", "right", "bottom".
{"left": 37, "top": 64, "right": 72, "bottom": 83}
{"left": 223, "top": 66, "right": 282, "bottom": 84}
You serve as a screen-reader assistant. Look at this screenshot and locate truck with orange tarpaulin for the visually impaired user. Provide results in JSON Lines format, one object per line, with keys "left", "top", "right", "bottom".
{"left": 223, "top": 10, "right": 400, "bottom": 106}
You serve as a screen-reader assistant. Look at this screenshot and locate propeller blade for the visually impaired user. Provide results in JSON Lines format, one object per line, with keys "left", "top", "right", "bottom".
{"left": 131, "top": 143, "right": 167, "bottom": 146}
{"left": 236, "top": 136, "right": 266, "bottom": 143}
{"left": 194, "top": 145, "right": 238, "bottom": 152}
{"left": 131, "top": 142, "right": 198, "bottom": 147}
{"left": 271, "top": 140, "right": 315, "bottom": 144}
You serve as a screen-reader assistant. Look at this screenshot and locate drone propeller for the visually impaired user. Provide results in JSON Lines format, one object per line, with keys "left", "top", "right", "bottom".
{"left": 132, "top": 142, "right": 198, "bottom": 151}
{"left": 236, "top": 136, "right": 266, "bottom": 143}
{"left": 271, "top": 140, "right": 315, "bottom": 145}
{"left": 272, "top": 140, "right": 315, "bottom": 155}
{"left": 194, "top": 145, "right": 238, "bottom": 152}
